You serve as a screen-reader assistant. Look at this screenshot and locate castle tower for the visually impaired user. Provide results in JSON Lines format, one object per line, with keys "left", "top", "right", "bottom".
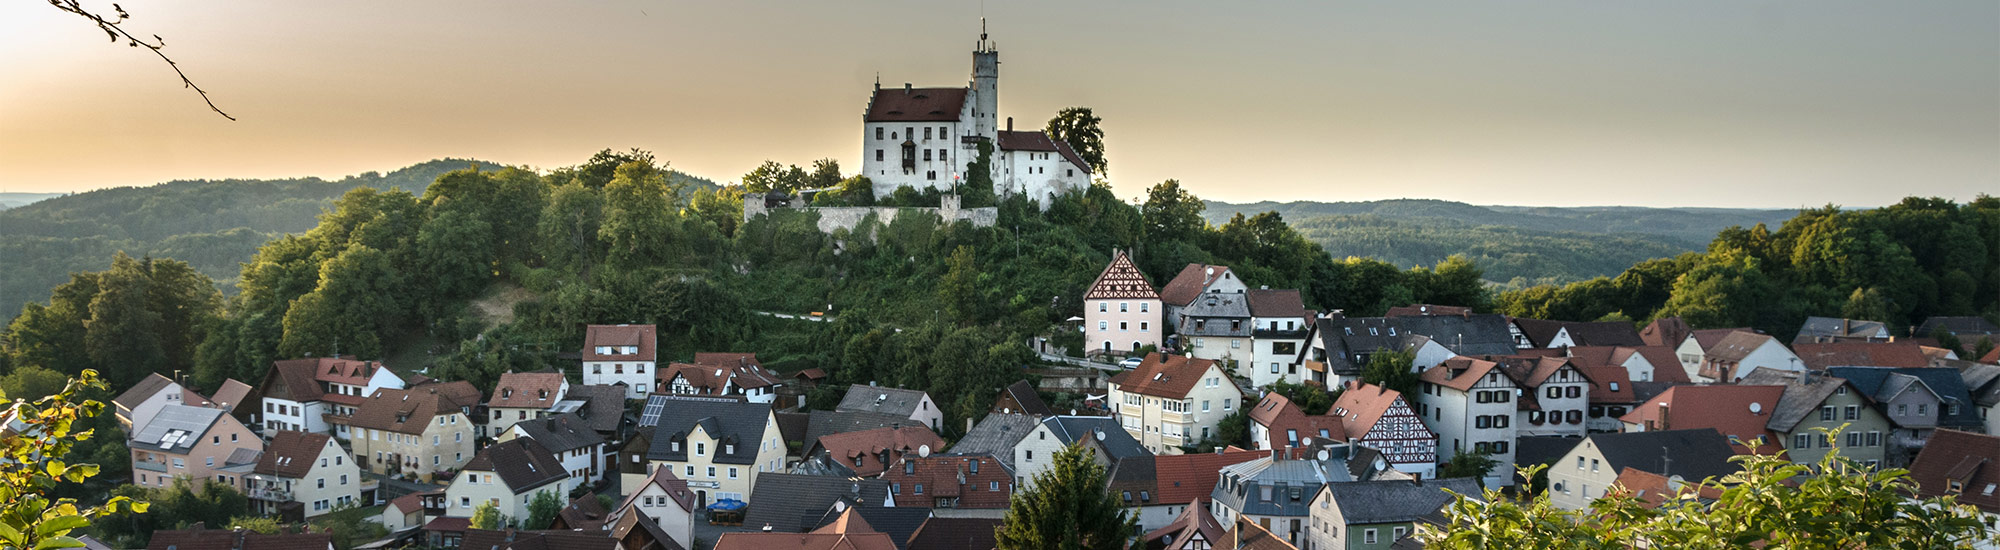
{"left": 971, "top": 19, "right": 999, "bottom": 142}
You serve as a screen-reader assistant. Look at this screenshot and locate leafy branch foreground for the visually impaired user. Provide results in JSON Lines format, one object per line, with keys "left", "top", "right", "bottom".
{"left": 0, "top": 369, "right": 144, "bottom": 550}
{"left": 45, "top": 0, "right": 232, "bottom": 120}
{"left": 1421, "top": 430, "right": 1996, "bottom": 550}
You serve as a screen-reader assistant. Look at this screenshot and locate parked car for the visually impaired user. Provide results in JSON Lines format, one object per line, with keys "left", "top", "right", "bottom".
{"left": 1118, "top": 357, "right": 1143, "bottom": 369}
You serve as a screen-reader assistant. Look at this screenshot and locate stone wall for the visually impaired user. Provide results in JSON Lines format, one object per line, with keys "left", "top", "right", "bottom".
{"left": 743, "top": 192, "right": 997, "bottom": 234}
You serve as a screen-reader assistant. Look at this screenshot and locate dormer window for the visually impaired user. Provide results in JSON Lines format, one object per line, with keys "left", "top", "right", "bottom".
{"left": 502, "top": 389, "right": 513, "bottom": 399}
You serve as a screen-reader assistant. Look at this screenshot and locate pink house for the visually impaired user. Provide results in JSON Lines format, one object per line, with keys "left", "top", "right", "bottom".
{"left": 1084, "top": 250, "right": 1163, "bottom": 356}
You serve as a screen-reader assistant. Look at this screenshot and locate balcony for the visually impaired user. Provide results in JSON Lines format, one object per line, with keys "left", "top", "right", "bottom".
{"left": 247, "top": 486, "right": 294, "bottom": 502}
{"left": 133, "top": 461, "right": 169, "bottom": 473}
{"left": 1252, "top": 328, "right": 1309, "bottom": 340}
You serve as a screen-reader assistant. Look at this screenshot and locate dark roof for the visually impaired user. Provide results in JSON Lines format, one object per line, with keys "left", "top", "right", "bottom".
{"left": 742, "top": 473, "right": 893, "bottom": 533}
{"left": 129, "top": 404, "right": 227, "bottom": 454}
{"left": 949, "top": 413, "right": 1038, "bottom": 470}
{"left": 555, "top": 493, "right": 610, "bottom": 531}
{"left": 610, "top": 510, "right": 688, "bottom": 550}
{"left": 1108, "top": 354, "right": 1226, "bottom": 399}
{"left": 1827, "top": 366, "right": 1982, "bottom": 429}
{"left": 640, "top": 395, "right": 774, "bottom": 464}
{"left": 1916, "top": 316, "right": 2000, "bottom": 339}
{"left": 1908, "top": 429, "right": 2000, "bottom": 513}
{"left": 1051, "top": 139, "right": 1095, "bottom": 176}
{"left": 995, "top": 130, "right": 1058, "bottom": 151}
{"left": 264, "top": 357, "right": 387, "bottom": 405}
{"left": 1514, "top": 436, "right": 1576, "bottom": 469}
{"left": 510, "top": 412, "right": 606, "bottom": 454}
{"left": 866, "top": 86, "right": 969, "bottom": 122}
{"left": 1083, "top": 251, "right": 1159, "bottom": 300}
{"left": 1794, "top": 342, "right": 1932, "bottom": 369}
{"left": 1322, "top": 478, "right": 1481, "bottom": 525}
{"left": 565, "top": 384, "right": 628, "bottom": 433}
{"left": 805, "top": 409, "right": 921, "bottom": 448}
{"left": 464, "top": 437, "right": 569, "bottom": 493}
{"left": 146, "top": 526, "right": 334, "bottom": 550}
{"left": 1160, "top": 264, "right": 1233, "bottom": 307}
{"left": 114, "top": 373, "right": 177, "bottom": 411}
{"left": 208, "top": 379, "right": 255, "bottom": 413}
{"left": 903, "top": 517, "right": 1001, "bottom": 550}
{"left": 350, "top": 381, "right": 482, "bottom": 435}
{"left": 777, "top": 411, "right": 813, "bottom": 448}
{"left": 1245, "top": 289, "right": 1307, "bottom": 319}
{"left": 836, "top": 386, "right": 933, "bottom": 418}
{"left": 1514, "top": 319, "right": 1644, "bottom": 348}
{"left": 813, "top": 507, "right": 932, "bottom": 550}
{"left": 460, "top": 529, "right": 618, "bottom": 550}
{"left": 1798, "top": 317, "right": 1891, "bottom": 340}
{"left": 1384, "top": 304, "right": 1473, "bottom": 318}
{"left": 584, "top": 324, "right": 657, "bottom": 362}
{"left": 256, "top": 431, "right": 333, "bottom": 478}
{"left": 1039, "top": 416, "right": 1149, "bottom": 461}
{"left": 1738, "top": 368, "right": 1861, "bottom": 433}
{"left": 1310, "top": 313, "right": 1517, "bottom": 376}
{"left": 1179, "top": 293, "right": 1252, "bottom": 337}
{"left": 1581, "top": 429, "right": 1740, "bottom": 482}
{"left": 996, "top": 380, "right": 1054, "bottom": 417}
{"left": 1705, "top": 332, "right": 1779, "bottom": 363}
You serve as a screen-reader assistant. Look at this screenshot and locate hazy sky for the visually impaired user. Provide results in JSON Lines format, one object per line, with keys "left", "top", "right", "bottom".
{"left": 2, "top": 1, "right": 1994, "bottom": 207}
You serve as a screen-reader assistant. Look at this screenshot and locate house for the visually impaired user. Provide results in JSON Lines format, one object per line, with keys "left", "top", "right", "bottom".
{"left": 258, "top": 357, "right": 406, "bottom": 439}
{"left": 129, "top": 404, "right": 261, "bottom": 488}
{"left": 488, "top": 371, "right": 571, "bottom": 437}
{"left": 887, "top": 454, "right": 1013, "bottom": 517}
{"left": 639, "top": 395, "right": 786, "bottom": 506}
{"left": 1209, "top": 452, "right": 1401, "bottom": 549}
{"left": 1143, "top": 498, "right": 1229, "bottom": 550}
{"left": 741, "top": 473, "right": 895, "bottom": 533}
{"left": 1110, "top": 448, "right": 1266, "bottom": 531}
{"left": 113, "top": 373, "right": 200, "bottom": 434}
{"left": 1793, "top": 342, "right": 1933, "bottom": 370}
{"left": 609, "top": 506, "right": 689, "bottom": 550}
{"left": 1247, "top": 392, "right": 1348, "bottom": 454}
{"left": 611, "top": 465, "right": 696, "bottom": 550}
{"left": 380, "top": 490, "right": 442, "bottom": 532}
{"left": 584, "top": 324, "right": 657, "bottom": 399}
{"left": 349, "top": 381, "right": 482, "bottom": 483}
{"left": 1014, "top": 415, "right": 1149, "bottom": 490}
{"left": 245, "top": 431, "right": 360, "bottom": 520}
{"left": 1577, "top": 365, "right": 1638, "bottom": 433}
{"left": 1686, "top": 331, "right": 1802, "bottom": 383}
{"left": 208, "top": 378, "right": 258, "bottom": 425}
{"left": 1547, "top": 429, "right": 1739, "bottom": 510}
{"left": 808, "top": 425, "right": 947, "bottom": 478}
{"left": 1296, "top": 313, "right": 1517, "bottom": 388}
{"left": 1827, "top": 366, "right": 1984, "bottom": 466}
{"left": 1953, "top": 359, "right": 2000, "bottom": 434}
{"left": 1222, "top": 515, "right": 1302, "bottom": 550}
{"left": 445, "top": 437, "right": 569, "bottom": 520}
{"left": 992, "top": 379, "right": 1054, "bottom": 417}
{"left": 1247, "top": 289, "right": 1312, "bottom": 387}
{"left": 1179, "top": 290, "right": 1255, "bottom": 372}
{"left": 838, "top": 385, "right": 944, "bottom": 433}
{"left": 659, "top": 353, "right": 783, "bottom": 403}
{"left": 1109, "top": 353, "right": 1245, "bottom": 454}
{"left": 949, "top": 413, "right": 1040, "bottom": 472}
{"left": 1414, "top": 357, "right": 1520, "bottom": 487}
{"left": 1327, "top": 381, "right": 1438, "bottom": 479}
{"left": 1084, "top": 250, "right": 1165, "bottom": 356}
{"left": 1639, "top": 316, "right": 1692, "bottom": 349}
{"left": 1906, "top": 429, "right": 2000, "bottom": 515}
{"left": 145, "top": 524, "right": 333, "bottom": 550}
{"left": 716, "top": 507, "right": 899, "bottom": 550}
{"left": 1795, "top": 316, "right": 1893, "bottom": 344}
{"left": 500, "top": 412, "right": 609, "bottom": 492}
{"left": 1306, "top": 478, "right": 1481, "bottom": 550}
{"left": 1490, "top": 356, "right": 1592, "bottom": 439}
{"left": 905, "top": 516, "right": 1003, "bottom": 550}
{"left": 565, "top": 383, "right": 632, "bottom": 439}
{"left": 1619, "top": 385, "right": 1785, "bottom": 455}
{"left": 1738, "top": 368, "right": 1893, "bottom": 467}
{"left": 1509, "top": 319, "right": 1645, "bottom": 349}
{"left": 460, "top": 529, "right": 618, "bottom": 550}
{"left": 811, "top": 507, "right": 933, "bottom": 550}
{"left": 422, "top": 516, "right": 472, "bottom": 549}
{"left": 1161, "top": 264, "right": 1247, "bottom": 331}
{"left": 1565, "top": 345, "right": 1688, "bottom": 384}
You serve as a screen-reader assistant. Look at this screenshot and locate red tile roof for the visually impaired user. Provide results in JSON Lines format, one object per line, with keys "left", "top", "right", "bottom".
{"left": 1384, "top": 304, "right": 1473, "bottom": 318}
{"left": 1619, "top": 385, "right": 1785, "bottom": 455}
{"left": 1153, "top": 450, "right": 1267, "bottom": 504}
{"left": 1908, "top": 429, "right": 2000, "bottom": 513}
{"left": 490, "top": 372, "right": 566, "bottom": 409}
{"left": 1246, "top": 289, "right": 1307, "bottom": 319}
{"left": 350, "top": 381, "right": 482, "bottom": 435}
{"left": 1159, "top": 264, "right": 1231, "bottom": 307}
{"left": 1641, "top": 317, "right": 1692, "bottom": 348}
{"left": 1084, "top": 251, "right": 1159, "bottom": 300}
{"left": 265, "top": 357, "right": 387, "bottom": 403}
{"left": 812, "top": 426, "right": 946, "bottom": 477}
{"left": 1608, "top": 467, "right": 1723, "bottom": 509}
{"left": 865, "top": 87, "right": 968, "bottom": 123}
{"left": 257, "top": 431, "right": 333, "bottom": 479}
{"left": 1579, "top": 366, "right": 1636, "bottom": 404}
{"left": 1247, "top": 393, "right": 1346, "bottom": 452}
{"left": 1330, "top": 381, "right": 1406, "bottom": 441}
{"left": 662, "top": 353, "right": 783, "bottom": 393}
{"left": 1109, "top": 354, "right": 1226, "bottom": 400}
{"left": 1419, "top": 357, "right": 1504, "bottom": 392}
{"left": 1690, "top": 329, "right": 1757, "bottom": 352}
{"left": 888, "top": 455, "right": 1012, "bottom": 509}
{"left": 1793, "top": 342, "right": 1932, "bottom": 370}
{"left": 584, "top": 324, "right": 657, "bottom": 362}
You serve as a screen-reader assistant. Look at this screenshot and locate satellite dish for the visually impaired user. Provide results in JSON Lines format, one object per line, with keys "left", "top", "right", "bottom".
{"left": 1373, "top": 457, "right": 1387, "bottom": 470}
{"left": 918, "top": 445, "right": 931, "bottom": 458}
{"left": 1749, "top": 402, "right": 1763, "bottom": 414}
{"left": 1316, "top": 450, "right": 1330, "bottom": 462}
{"left": 1095, "top": 429, "right": 1107, "bottom": 441}
{"left": 1301, "top": 437, "right": 1313, "bottom": 447}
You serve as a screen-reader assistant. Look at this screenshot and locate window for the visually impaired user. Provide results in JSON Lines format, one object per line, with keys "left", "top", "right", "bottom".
{"left": 1577, "top": 457, "right": 1585, "bottom": 470}
{"left": 875, "top": 150, "right": 883, "bottom": 161}
{"left": 173, "top": 459, "right": 184, "bottom": 469}
{"left": 1099, "top": 302, "right": 1107, "bottom": 312}
{"left": 1121, "top": 302, "right": 1129, "bottom": 313}
{"left": 1224, "top": 399, "right": 1232, "bottom": 411}
{"left": 1919, "top": 404, "right": 1929, "bottom": 416}
{"left": 318, "top": 479, "right": 325, "bottom": 489}
{"left": 1591, "top": 459, "right": 1599, "bottom": 472}
{"left": 707, "top": 466, "right": 716, "bottom": 478}
{"left": 1898, "top": 404, "right": 1908, "bottom": 416}
{"left": 1119, "top": 322, "right": 1127, "bottom": 331}
{"left": 1795, "top": 433, "right": 1812, "bottom": 449}
{"left": 1202, "top": 401, "right": 1211, "bottom": 412}
{"left": 696, "top": 443, "right": 705, "bottom": 456}
{"left": 729, "top": 467, "right": 738, "bottom": 479}
{"left": 1845, "top": 405, "right": 1859, "bottom": 420}
{"left": 915, "top": 484, "right": 925, "bottom": 495}
{"left": 1365, "top": 529, "right": 1378, "bottom": 544}
{"left": 875, "top": 127, "right": 883, "bottom": 140}
{"left": 1140, "top": 322, "right": 1148, "bottom": 332}
{"left": 1099, "top": 321, "right": 1108, "bottom": 331}
{"left": 1868, "top": 431, "right": 1881, "bottom": 447}
{"left": 1846, "top": 432, "right": 1862, "bottom": 447}
{"left": 206, "top": 457, "right": 215, "bottom": 467}
{"left": 1025, "top": 450, "right": 1033, "bottom": 461}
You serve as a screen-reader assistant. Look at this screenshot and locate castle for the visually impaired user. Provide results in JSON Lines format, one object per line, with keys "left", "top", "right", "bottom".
{"left": 859, "top": 22, "right": 1093, "bottom": 208}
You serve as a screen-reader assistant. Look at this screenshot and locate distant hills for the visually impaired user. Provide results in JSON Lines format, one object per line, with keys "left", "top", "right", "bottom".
{"left": 1204, "top": 199, "right": 1797, "bottom": 285}
{"left": 0, "top": 159, "right": 719, "bottom": 317}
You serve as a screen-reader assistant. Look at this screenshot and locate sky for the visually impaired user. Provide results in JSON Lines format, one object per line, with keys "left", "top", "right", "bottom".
{"left": 1, "top": 1, "right": 1994, "bottom": 208}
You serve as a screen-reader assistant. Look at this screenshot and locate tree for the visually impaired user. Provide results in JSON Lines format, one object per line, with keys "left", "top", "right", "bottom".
{"left": 470, "top": 500, "right": 504, "bottom": 530}
{"left": 1045, "top": 107, "right": 1107, "bottom": 175}
{"left": 1141, "top": 180, "right": 1206, "bottom": 244}
{"left": 741, "top": 161, "right": 808, "bottom": 195}
{"left": 0, "top": 366, "right": 71, "bottom": 402}
{"left": 600, "top": 161, "right": 682, "bottom": 268}
{"left": 0, "top": 369, "right": 148, "bottom": 549}
{"left": 996, "top": 443, "right": 1138, "bottom": 550}
{"left": 45, "top": 1, "right": 232, "bottom": 119}
{"left": 939, "top": 246, "right": 983, "bottom": 324}
{"left": 1438, "top": 451, "right": 1497, "bottom": 483}
{"left": 538, "top": 182, "right": 606, "bottom": 272}
{"left": 1360, "top": 349, "right": 1420, "bottom": 397}
{"left": 84, "top": 254, "right": 165, "bottom": 388}
{"left": 805, "top": 159, "right": 844, "bottom": 190}
{"left": 524, "top": 490, "right": 563, "bottom": 530}
{"left": 1419, "top": 434, "right": 1996, "bottom": 549}
{"left": 226, "top": 516, "right": 283, "bottom": 533}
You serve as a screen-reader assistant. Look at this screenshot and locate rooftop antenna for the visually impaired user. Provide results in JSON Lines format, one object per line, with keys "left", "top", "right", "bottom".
{"left": 1661, "top": 446, "right": 1672, "bottom": 475}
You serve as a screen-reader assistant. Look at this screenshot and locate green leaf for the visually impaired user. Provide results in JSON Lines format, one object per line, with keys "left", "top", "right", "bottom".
{"left": 33, "top": 536, "right": 86, "bottom": 550}
{"left": 33, "top": 516, "right": 88, "bottom": 537}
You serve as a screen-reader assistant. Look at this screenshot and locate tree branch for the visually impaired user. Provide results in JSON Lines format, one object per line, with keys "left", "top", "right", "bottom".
{"left": 46, "top": 0, "right": 234, "bottom": 120}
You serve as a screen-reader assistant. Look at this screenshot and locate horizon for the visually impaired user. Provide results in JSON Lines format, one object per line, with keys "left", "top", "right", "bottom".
{"left": 3, "top": 1, "right": 1995, "bottom": 208}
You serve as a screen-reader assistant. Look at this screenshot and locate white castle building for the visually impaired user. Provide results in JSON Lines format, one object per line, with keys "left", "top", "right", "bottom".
{"left": 860, "top": 23, "right": 1093, "bottom": 208}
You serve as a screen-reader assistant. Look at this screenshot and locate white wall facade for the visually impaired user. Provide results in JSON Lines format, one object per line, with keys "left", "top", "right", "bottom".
{"left": 1417, "top": 375, "right": 1519, "bottom": 488}
{"left": 122, "top": 383, "right": 188, "bottom": 435}
{"left": 1249, "top": 316, "right": 1309, "bottom": 388}
{"left": 996, "top": 148, "right": 1087, "bottom": 209}
{"left": 262, "top": 398, "right": 326, "bottom": 435}
{"left": 1111, "top": 364, "right": 1241, "bottom": 455}
{"left": 585, "top": 360, "right": 652, "bottom": 399}
{"left": 444, "top": 470, "right": 564, "bottom": 522}
{"left": 863, "top": 118, "right": 976, "bottom": 196}
{"left": 626, "top": 476, "right": 696, "bottom": 550}
{"left": 1519, "top": 369, "right": 1592, "bottom": 439}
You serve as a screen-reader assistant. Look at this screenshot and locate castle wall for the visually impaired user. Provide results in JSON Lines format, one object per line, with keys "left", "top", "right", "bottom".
{"left": 742, "top": 193, "right": 996, "bottom": 234}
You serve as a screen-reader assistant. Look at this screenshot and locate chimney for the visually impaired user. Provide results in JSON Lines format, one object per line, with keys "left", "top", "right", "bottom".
{"left": 1007, "top": 117, "right": 1013, "bottom": 131}
{"left": 904, "top": 83, "right": 912, "bottom": 93}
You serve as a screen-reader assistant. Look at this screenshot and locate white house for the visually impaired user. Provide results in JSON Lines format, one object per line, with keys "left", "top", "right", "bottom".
{"left": 487, "top": 371, "right": 570, "bottom": 438}
{"left": 500, "top": 412, "right": 608, "bottom": 494}
{"left": 1082, "top": 251, "right": 1164, "bottom": 356}
{"left": 445, "top": 437, "right": 570, "bottom": 520}
{"left": 113, "top": 373, "right": 197, "bottom": 435}
{"left": 1416, "top": 357, "right": 1521, "bottom": 487}
{"left": 1681, "top": 331, "right": 1803, "bottom": 384}
{"left": 1107, "top": 353, "right": 1244, "bottom": 455}
{"left": 659, "top": 353, "right": 783, "bottom": 404}
{"left": 1503, "top": 356, "right": 1592, "bottom": 440}
{"left": 611, "top": 466, "right": 697, "bottom": 550}
{"left": 246, "top": 430, "right": 361, "bottom": 519}
{"left": 1159, "top": 264, "right": 1247, "bottom": 331}
{"left": 258, "top": 357, "right": 406, "bottom": 440}
{"left": 1246, "top": 288, "right": 1310, "bottom": 387}
{"left": 836, "top": 385, "right": 944, "bottom": 433}
{"left": 583, "top": 324, "right": 655, "bottom": 399}
{"left": 1012, "top": 416, "right": 1148, "bottom": 490}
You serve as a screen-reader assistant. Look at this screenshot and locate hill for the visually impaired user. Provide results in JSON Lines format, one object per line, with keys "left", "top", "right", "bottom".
{"left": 1204, "top": 199, "right": 1795, "bottom": 284}
{"left": 0, "top": 193, "right": 64, "bottom": 210}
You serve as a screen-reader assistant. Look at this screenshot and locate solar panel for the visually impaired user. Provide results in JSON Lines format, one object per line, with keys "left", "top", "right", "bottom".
{"left": 133, "top": 405, "right": 223, "bottom": 449}
{"left": 639, "top": 395, "right": 668, "bottom": 426}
